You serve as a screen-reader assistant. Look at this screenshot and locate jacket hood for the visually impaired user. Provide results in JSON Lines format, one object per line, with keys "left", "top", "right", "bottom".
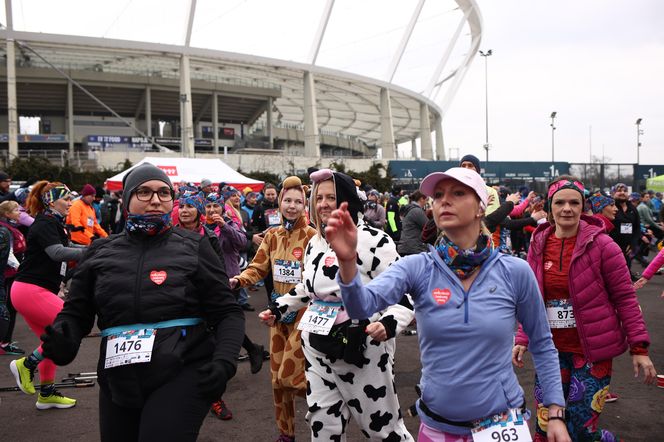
{"left": 530, "top": 214, "right": 605, "bottom": 257}
{"left": 400, "top": 202, "right": 421, "bottom": 217}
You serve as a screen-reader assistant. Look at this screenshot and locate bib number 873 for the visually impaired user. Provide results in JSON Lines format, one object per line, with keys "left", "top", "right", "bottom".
{"left": 557, "top": 310, "right": 574, "bottom": 320}
{"left": 491, "top": 428, "right": 519, "bottom": 441}
{"left": 114, "top": 340, "right": 142, "bottom": 353}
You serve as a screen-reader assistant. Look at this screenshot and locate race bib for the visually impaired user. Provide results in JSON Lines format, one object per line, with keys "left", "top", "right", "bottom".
{"left": 472, "top": 408, "right": 531, "bottom": 442}
{"left": 266, "top": 209, "right": 281, "bottom": 227}
{"left": 297, "top": 301, "right": 342, "bottom": 335}
{"left": 546, "top": 299, "right": 576, "bottom": 328}
{"left": 104, "top": 328, "right": 156, "bottom": 369}
{"left": 273, "top": 259, "right": 302, "bottom": 284}
{"left": 87, "top": 217, "right": 94, "bottom": 227}
{"left": 620, "top": 223, "right": 633, "bottom": 234}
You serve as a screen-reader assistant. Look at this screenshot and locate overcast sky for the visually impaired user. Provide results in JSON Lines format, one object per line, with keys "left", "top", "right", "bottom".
{"left": 4, "top": 0, "right": 663, "bottom": 166}
{"left": 442, "top": 0, "right": 664, "bottom": 166}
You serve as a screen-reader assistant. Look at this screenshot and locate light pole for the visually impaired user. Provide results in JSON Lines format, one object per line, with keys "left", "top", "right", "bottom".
{"left": 636, "top": 118, "right": 643, "bottom": 164}
{"left": 479, "top": 49, "right": 492, "bottom": 163}
{"left": 550, "top": 111, "right": 557, "bottom": 164}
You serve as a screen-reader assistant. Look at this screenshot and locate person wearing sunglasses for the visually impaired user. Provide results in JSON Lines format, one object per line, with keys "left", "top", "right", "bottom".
{"left": 20, "top": 164, "right": 245, "bottom": 441}
{"left": 9, "top": 181, "right": 85, "bottom": 410}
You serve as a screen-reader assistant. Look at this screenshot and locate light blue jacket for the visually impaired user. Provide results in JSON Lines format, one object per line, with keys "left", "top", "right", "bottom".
{"left": 339, "top": 247, "right": 564, "bottom": 435}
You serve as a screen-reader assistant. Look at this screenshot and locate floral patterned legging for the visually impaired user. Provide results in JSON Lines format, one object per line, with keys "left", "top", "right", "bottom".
{"left": 534, "top": 352, "right": 621, "bottom": 442}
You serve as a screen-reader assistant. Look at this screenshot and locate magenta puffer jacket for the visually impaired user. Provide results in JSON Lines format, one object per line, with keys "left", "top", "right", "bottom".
{"left": 515, "top": 215, "right": 650, "bottom": 362}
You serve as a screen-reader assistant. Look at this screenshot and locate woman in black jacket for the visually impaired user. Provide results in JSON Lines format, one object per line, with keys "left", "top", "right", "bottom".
{"left": 36, "top": 164, "right": 245, "bottom": 441}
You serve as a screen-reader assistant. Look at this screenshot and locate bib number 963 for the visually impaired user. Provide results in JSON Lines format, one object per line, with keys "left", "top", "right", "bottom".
{"left": 491, "top": 428, "right": 519, "bottom": 441}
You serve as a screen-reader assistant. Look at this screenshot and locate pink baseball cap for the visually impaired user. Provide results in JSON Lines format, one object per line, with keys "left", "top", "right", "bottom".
{"left": 419, "top": 167, "right": 488, "bottom": 209}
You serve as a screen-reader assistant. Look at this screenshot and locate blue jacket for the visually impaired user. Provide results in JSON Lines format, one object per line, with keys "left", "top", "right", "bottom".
{"left": 339, "top": 247, "right": 564, "bottom": 435}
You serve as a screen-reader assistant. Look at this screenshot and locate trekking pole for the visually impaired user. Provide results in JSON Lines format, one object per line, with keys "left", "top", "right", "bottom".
{"left": 67, "top": 371, "right": 97, "bottom": 377}
{"left": 0, "top": 380, "right": 95, "bottom": 393}
{"left": 62, "top": 375, "right": 97, "bottom": 383}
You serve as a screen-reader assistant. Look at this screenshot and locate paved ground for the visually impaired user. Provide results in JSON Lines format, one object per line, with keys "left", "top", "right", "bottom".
{"left": 1, "top": 278, "right": 663, "bottom": 441}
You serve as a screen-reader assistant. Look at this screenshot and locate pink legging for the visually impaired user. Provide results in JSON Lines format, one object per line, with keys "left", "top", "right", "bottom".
{"left": 10, "top": 281, "right": 63, "bottom": 384}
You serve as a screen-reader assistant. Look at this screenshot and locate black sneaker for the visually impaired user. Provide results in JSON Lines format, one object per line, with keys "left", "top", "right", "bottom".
{"left": 248, "top": 344, "right": 264, "bottom": 374}
{"left": 0, "top": 342, "right": 25, "bottom": 355}
{"left": 210, "top": 399, "right": 233, "bottom": 420}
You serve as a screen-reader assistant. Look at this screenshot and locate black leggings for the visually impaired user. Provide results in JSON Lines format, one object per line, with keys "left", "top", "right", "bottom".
{"left": 99, "top": 365, "right": 211, "bottom": 442}
{"left": 1, "top": 277, "right": 17, "bottom": 343}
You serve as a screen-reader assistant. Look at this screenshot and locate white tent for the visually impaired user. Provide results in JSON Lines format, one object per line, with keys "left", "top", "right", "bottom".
{"left": 105, "top": 157, "right": 264, "bottom": 192}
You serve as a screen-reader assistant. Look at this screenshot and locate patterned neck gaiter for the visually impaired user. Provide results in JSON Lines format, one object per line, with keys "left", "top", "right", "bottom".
{"left": 44, "top": 208, "right": 66, "bottom": 224}
{"left": 435, "top": 234, "right": 494, "bottom": 279}
{"left": 283, "top": 217, "right": 297, "bottom": 232}
{"left": 125, "top": 212, "right": 172, "bottom": 236}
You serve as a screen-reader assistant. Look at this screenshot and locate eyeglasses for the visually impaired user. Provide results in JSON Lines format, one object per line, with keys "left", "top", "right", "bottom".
{"left": 135, "top": 187, "right": 174, "bottom": 202}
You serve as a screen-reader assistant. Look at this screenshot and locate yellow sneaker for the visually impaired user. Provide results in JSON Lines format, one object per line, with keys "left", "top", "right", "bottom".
{"left": 36, "top": 390, "right": 77, "bottom": 410}
{"left": 9, "top": 357, "right": 36, "bottom": 395}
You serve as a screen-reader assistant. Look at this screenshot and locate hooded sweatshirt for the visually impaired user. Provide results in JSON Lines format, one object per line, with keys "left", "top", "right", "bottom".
{"left": 338, "top": 249, "right": 564, "bottom": 435}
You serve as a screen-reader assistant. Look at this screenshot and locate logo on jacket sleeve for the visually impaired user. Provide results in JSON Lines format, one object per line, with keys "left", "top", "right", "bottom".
{"left": 150, "top": 270, "right": 167, "bottom": 285}
{"left": 432, "top": 288, "right": 451, "bottom": 305}
{"left": 544, "top": 260, "right": 553, "bottom": 271}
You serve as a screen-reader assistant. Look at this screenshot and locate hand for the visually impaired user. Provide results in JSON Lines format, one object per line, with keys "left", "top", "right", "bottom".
{"left": 546, "top": 417, "right": 571, "bottom": 442}
{"left": 40, "top": 323, "right": 80, "bottom": 366}
{"left": 506, "top": 192, "right": 520, "bottom": 204}
{"left": 229, "top": 278, "right": 238, "bottom": 290}
{"left": 527, "top": 191, "right": 536, "bottom": 201}
{"left": 258, "top": 309, "right": 276, "bottom": 327}
{"left": 210, "top": 214, "right": 225, "bottom": 227}
{"left": 487, "top": 194, "right": 495, "bottom": 206}
{"left": 324, "top": 202, "right": 358, "bottom": 263}
{"left": 252, "top": 234, "right": 264, "bottom": 247}
{"left": 511, "top": 345, "right": 527, "bottom": 368}
{"left": 633, "top": 277, "right": 648, "bottom": 290}
{"left": 197, "top": 360, "right": 232, "bottom": 399}
{"left": 642, "top": 235, "right": 650, "bottom": 244}
{"left": 365, "top": 322, "right": 387, "bottom": 342}
{"left": 532, "top": 210, "right": 547, "bottom": 221}
{"left": 632, "top": 354, "right": 657, "bottom": 384}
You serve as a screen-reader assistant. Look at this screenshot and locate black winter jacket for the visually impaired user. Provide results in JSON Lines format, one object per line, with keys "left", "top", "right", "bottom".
{"left": 53, "top": 226, "right": 245, "bottom": 407}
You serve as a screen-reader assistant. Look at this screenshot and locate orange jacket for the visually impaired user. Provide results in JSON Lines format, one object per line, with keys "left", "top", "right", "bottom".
{"left": 66, "top": 198, "right": 108, "bottom": 245}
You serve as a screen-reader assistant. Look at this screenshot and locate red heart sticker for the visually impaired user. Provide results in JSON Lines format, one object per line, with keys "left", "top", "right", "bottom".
{"left": 432, "top": 288, "right": 451, "bottom": 305}
{"left": 293, "top": 247, "right": 303, "bottom": 260}
{"left": 150, "top": 270, "right": 167, "bottom": 285}
{"left": 324, "top": 256, "right": 336, "bottom": 267}
{"left": 544, "top": 261, "right": 553, "bottom": 271}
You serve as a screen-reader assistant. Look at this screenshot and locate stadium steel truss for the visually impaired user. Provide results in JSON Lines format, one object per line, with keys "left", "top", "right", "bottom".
{"left": 0, "top": 0, "right": 482, "bottom": 162}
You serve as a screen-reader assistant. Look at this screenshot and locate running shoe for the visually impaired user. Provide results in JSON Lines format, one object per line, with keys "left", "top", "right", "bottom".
{"left": 9, "top": 357, "right": 36, "bottom": 395}
{"left": 36, "top": 390, "right": 77, "bottom": 410}
{"left": 0, "top": 342, "right": 25, "bottom": 355}
{"left": 248, "top": 344, "right": 264, "bottom": 374}
{"left": 210, "top": 400, "right": 233, "bottom": 420}
{"left": 605, "top": 392, "right": 619, "bottom": 403}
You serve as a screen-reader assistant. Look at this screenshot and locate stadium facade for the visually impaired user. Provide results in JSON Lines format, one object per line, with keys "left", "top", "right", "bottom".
{"left": 1, "top": 0, "right": 482, "bottom": 175}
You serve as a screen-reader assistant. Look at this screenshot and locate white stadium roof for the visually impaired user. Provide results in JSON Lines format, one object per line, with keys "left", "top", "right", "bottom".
{"left": 1, "top": 0, "right": 482, "bottom": 149}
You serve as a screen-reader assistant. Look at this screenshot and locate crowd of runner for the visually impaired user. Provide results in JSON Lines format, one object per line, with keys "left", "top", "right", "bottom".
{"left": 0, "top": 155, "right": 659, "bottom": 441}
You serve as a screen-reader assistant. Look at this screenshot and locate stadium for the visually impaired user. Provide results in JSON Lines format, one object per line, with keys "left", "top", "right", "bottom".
{"left": 0, "top": 0, "right": 481, "bottom": 177}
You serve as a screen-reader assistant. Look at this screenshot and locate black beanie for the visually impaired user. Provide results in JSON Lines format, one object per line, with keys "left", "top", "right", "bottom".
{"left": 460, "top": 154, "right": 481, "bottom": 173}
{"left": 122, "top": 163, "right": 173, "bottom": 212}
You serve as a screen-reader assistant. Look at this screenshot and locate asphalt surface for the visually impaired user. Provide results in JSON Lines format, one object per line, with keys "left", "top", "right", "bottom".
{"left": 1, "top": 278, "right": 663, "bottom": 441}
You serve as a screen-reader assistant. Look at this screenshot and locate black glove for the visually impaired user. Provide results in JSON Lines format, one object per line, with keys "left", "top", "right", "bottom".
{"left": 197, "top": 360, "right": 235, "bottom": 400}
{"left": 41, "top": 322, "right": 80, "bottom": 366}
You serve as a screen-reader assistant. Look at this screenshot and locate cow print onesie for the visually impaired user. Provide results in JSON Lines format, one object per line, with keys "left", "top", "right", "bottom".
{"left": 274, "top": 220, "right": 415, "bottom": 441}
